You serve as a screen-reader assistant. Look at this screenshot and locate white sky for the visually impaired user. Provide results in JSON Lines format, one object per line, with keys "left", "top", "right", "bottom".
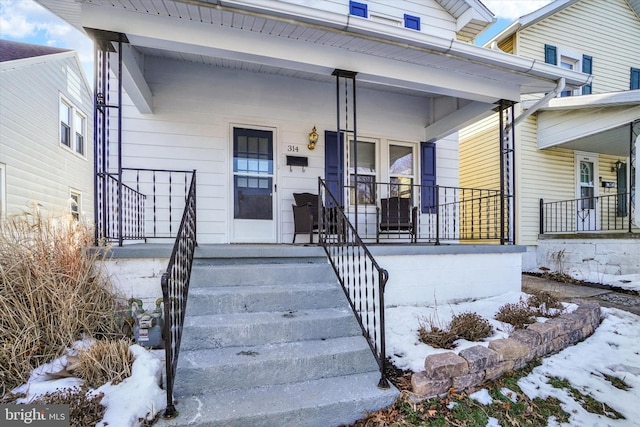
{"left": 482, "top": 0, "right": 554, "bottom": 19}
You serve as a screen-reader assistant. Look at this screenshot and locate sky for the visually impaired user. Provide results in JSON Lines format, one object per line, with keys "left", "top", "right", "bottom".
{"left": 0, "top": 0, "right": 555, "bottom": 84}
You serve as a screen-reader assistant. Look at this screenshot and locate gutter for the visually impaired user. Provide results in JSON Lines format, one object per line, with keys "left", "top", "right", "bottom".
{"left": 511, "top": 78, "right": 565, "bottom": 128}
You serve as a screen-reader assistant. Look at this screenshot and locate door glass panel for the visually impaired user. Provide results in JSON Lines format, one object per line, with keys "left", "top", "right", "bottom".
{"left": 580, "top": 161, "right": 594, "bottom": 209}
{"left": 389, "top": 145, "right": 413, "bottom": 175}
{"left": 349, "top": 140, "right": 376, "bottom": 172}
{"left": 233, "top": 128, "right": 273, "bottom": 220}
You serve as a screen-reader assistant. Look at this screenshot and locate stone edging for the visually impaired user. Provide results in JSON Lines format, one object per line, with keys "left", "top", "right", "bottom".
{"left": 411, "top": 302, "right": 602, "bottom": 398}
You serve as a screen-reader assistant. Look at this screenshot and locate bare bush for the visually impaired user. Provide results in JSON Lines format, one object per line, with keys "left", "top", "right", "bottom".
{"left": 495, "top": 301, "right": 536, "bottom": 329}
{"left": 0, "top": 207, "right": 125, "bottom": 396}
{"left": 527, "top": 290, "right": 564, "bottom": 317}
{"left": 417, "top": 314, "right": 458, "bottom": 349}
{"left": 449, "top": 311, "right": 493, "bottom": 341}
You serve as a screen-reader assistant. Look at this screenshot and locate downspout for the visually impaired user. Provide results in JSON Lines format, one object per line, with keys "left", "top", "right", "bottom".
{"left": 511, "top": 78, "right": 565, "bottom": 128}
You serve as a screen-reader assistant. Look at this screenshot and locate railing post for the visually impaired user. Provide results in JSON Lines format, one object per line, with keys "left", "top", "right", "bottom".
{"left": 435, "top": 185, "right": 440, "bottom": 245}
{"left": 377, "top": 268, "right": 389, "bottom": 389}
{"left": 161, "top": 272, "right": 177, "bottom": 419}
{"left": 539, "top": 198, "right": 544, "bottom": 234}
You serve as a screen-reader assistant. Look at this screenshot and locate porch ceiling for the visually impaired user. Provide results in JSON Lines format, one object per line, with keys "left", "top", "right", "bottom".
{"left": 536, "top": 91, "right": 640, "bottom": 156}
{"left": 38, "top": 0, "right": 590, "bottom": 139}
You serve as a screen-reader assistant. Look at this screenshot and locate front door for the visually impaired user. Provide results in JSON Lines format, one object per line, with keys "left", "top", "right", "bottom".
{"left": 231, "top": 127, "right": 276, "bottom": 242}
{"left": 575, "top": 152, "right": 598, "bottom": 231}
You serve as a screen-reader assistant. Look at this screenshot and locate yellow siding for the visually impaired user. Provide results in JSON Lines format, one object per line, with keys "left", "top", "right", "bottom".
{"left": 459, "top": 114, "right": 501, "bottom": 191}
{"left": 497, "top": 34, "right": 514, "bottom": 54}
{"left": 517, "top": 0, "right": 640, "bottom": 93}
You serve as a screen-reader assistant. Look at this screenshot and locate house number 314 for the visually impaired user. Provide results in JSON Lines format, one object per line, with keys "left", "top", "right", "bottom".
{"left": 287, "top": 145, "right": 299, "bottom": 152}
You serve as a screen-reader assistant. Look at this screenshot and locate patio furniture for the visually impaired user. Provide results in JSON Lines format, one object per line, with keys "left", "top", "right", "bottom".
{"left": 292, "top": 192, "right": 319, "bottom": 243}
{"left": 376, "top": 197, "right": 418, "bottom": 243}
{"left": 292, "top": 193, "right": 345, "bottom": 244}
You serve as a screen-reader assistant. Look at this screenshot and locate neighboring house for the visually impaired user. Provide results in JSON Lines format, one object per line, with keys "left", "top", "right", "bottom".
{"left": 0, "top": 39, "right": 94, "bottom": 223}
{"left": 460, "top": 0, "right": 640, "bottom": 276}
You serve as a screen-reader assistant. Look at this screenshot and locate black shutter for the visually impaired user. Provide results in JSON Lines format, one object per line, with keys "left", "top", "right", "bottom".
{"left": 420, "top": 142, "right": 436, "bottom": 214}
{"left": 582, "top": 55, "right": 593, "bottom": 95}
{"left": 544, "top": 44, "right": 557, "bottom": 65}
{"left": 324, "top": 131, "right": 344, "bottom": 207}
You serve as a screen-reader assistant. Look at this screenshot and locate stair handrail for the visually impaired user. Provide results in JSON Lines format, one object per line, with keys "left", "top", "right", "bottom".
{"left": 318, "top": 178, "right": 390, "bottom": 388}
{"left": 160, "top": 170, "right": 197, "bottom": 419}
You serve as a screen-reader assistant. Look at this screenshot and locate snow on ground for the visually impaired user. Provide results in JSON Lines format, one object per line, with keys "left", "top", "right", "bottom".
{"left": 13, "top": 343, "right": 165, "bottom": 427}
{"left": 386, "top": 293, "right": 640, "bottom": 426}
{"left": 566, "top": 269, "right": 640, "bottom": 293}
{"left": 12, "top": 290, "right": 640, "bottom": 426}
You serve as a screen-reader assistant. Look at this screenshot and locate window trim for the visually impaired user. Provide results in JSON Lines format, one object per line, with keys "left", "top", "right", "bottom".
{"left": 59, "top": 94, "right": 87, "bottom": 158}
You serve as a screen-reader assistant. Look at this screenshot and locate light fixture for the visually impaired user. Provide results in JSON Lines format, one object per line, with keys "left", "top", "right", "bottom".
{"left": 308, "top": 126, "right": 318, "bottom": 150}
{"left": 613, "top": 160, "right": 623, "bottom": 172}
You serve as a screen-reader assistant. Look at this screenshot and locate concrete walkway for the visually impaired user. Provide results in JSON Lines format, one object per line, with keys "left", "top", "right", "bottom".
{"left": 522, "top": 274, "right": 640, "bottom": 316}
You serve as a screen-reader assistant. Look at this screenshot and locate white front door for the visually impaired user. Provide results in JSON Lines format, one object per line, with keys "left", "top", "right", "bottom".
{"left": 575, "top": 152, "right": 598, "bottom": 231}
{"left": 231, "top": 127, "right": 277, "bottom": 242}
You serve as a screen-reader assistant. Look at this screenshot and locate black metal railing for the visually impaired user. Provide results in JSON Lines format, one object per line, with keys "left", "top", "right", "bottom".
{"left": 318, "top": 178, "right": 390, "bottom": 388}
{"left": 160, "top": 172, "right": 197, "bottom": 419}
{"left": 96, "top": 168, "right": 195, "bottom": 244}
{"left": 333, "top": 181, "right": 506, "bottom": 244}
{"left": 96, "top": 172, "right": 146, "bottom": 241}
{"left": 540, "top": 193, "right": 635, "bottom": 234}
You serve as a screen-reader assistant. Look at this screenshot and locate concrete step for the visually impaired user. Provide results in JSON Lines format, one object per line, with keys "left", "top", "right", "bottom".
{"left": 174, "top": 336, "right": 378, "bottom": 394}
{"left": 185, "top": 282, "right": 346, "bottom": 315}
{"left": 157, "top": 371, "right": 398, "bottom": 427}
{"left": 189, "top": 262, "right": 336, "bottom": 287}
{"left": 179, "top": 307, "right": 362, "bottom": 350}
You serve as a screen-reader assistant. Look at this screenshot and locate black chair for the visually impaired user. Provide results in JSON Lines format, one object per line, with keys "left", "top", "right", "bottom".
{"left": 376, "top": 197, "right": 418, "bottom": 243}
{"left": 292, "top": 193, "right": 319, "bottom": 244}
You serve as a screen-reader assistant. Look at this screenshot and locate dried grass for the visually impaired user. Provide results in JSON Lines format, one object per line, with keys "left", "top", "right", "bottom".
{"left": 74, "top": 339, "right": 133, "bottom": 388}
{"left": 0, "top": 207, "right": 125, "bottom": 396}
{"left": 417, "top": 314, "right": 458, "bottom": 349}
{"left": 449, "top": 311, "right": 493, "bottom": 341}
{"left": 527, "top": 290, "right": 564, "bottom": 317}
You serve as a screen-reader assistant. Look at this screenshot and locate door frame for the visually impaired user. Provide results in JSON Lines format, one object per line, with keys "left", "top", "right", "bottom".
{"left": 229, "top": 123, "right": 278, "bottom": 243}
{"left": 574, "top": 151, "right": 599, "bottom": 231}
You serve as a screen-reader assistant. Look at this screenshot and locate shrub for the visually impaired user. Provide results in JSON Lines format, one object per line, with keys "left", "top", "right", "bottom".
{"left": 527, "top": 290, "right": 564, "bottom": 317}
{"left": 495, "top": 301, "right": 536, "bottom": 329}
{"left": 450, "top": 311, "right": 493, "bottom": 341}
{"left": 0, "top": 207, "right": 126, "bottom": 396}
{"left": 417, "top": 314, "right": 458, "bottom": 349}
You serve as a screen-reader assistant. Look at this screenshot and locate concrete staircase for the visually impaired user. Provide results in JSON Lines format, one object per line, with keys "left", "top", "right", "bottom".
{"left": 157, "top": 247, "right": 398, "bottom": 427}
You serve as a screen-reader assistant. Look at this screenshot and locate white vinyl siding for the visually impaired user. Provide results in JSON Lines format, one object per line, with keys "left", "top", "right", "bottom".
{"left": 0, "top": 53, "right": 93, "bottom": 219}
{"left": 517, "top": 0, "right": 640, "bottom": 94}
{"left": 115, "top": 55, "right": 457, "bottom": 244}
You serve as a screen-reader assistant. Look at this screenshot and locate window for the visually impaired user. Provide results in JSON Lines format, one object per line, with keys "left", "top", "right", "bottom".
{"left": 560, "top": 56, "right": 578, "bottom": 97}
{"left": 404, "top": 14, "right": 420, "bottom": 30}
{"left": 59, "top": 95, "right": 86, "bottom": 156}
{"left": 74, "top": 112, "right": 86, "bottom": 155}
{"left": 70, "top": 191, "right": 81, "bottom": 220}
{"left": 389, "top": 144, "right": 413, "bottom": 198}
{"left": 349, "top": 139, "right": 377, "bottom": 204}
{"left": 631, "top": 67, "right": 640, "bottom": 90}
{"left": 349, "top": 1, "right": 368, "bottom": 18}
{"left": 60, "top": 100, "right": 71, "bottom": 147}
{"left": 582, "top": 55, "right": 592, "bottom": 95}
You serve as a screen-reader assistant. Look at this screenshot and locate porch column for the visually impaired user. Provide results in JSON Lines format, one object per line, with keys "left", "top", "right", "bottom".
{"left": 498, "top": 100, "right": 516, "bottom": 245}
{"left": 632, "top": 120, "right": 639, "bottom": 231}
{"left": 333, "top": 69, "right": 358, "bottom": 231}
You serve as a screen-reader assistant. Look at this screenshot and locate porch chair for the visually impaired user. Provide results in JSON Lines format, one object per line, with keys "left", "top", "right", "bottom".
{"left": 292, "top": 193, "right": 345, "bottom": 244}
{"left": 292, "top": 192, "right": 319, "bottom": 244}
{"left": 376, "top": 197, "right": 418, "bottom": 243}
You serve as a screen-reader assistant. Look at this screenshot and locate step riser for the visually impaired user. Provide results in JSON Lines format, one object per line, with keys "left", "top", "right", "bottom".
{"left": 179, "top": 314, "right": 361, "bottom": 350}
{"left": 189, "top": 263, "right": 335, "bottom": 287}
{"left": 174, "top": 347, "right": 376, "bottom": 394}
{"left": 185, "top": 287, "right": 346, "bottom": 315}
